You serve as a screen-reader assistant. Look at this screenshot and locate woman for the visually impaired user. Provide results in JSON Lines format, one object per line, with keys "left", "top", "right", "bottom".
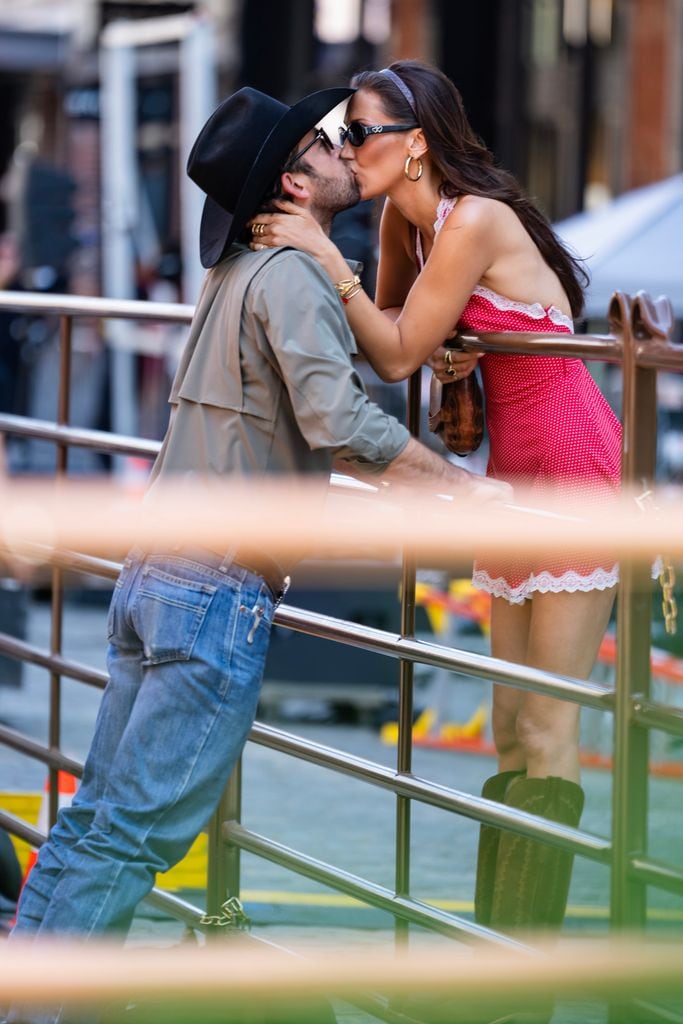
{"left": 250, "top": 60, "right": 621, "bottom": 942}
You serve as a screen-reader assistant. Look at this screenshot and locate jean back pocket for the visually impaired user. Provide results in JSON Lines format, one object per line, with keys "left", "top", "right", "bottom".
{"left": 133, "top": 565, "right": 217, "bottom": 665}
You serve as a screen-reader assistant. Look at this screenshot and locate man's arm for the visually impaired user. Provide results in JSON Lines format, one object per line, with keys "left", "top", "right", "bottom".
{"left": 251, "top": 253, "right": 410, "bottom": 471}
{"left": 378, "top": 437, "right": 512, "bottom": 502}
{"left": 253, "top": 253, "right": 510, "bottom": 503}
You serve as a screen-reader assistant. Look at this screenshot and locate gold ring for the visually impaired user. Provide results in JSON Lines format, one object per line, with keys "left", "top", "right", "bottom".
{"left": 444, "top": 350, "right": 457, "bottom": 378}
{"left": 251, "top": 222, "right": 266, "bottom": 237}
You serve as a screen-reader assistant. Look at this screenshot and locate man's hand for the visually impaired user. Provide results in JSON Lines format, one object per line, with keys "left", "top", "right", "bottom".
{"left": 461, "top": 474, "right": 513, "bottom": 505}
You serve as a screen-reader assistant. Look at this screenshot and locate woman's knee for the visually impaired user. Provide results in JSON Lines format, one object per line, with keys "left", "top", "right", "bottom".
{"left": 491, "top": 710, "right": 521, "bottom": 759}
{"left": 514, "top": 707, "right": 579, "bottom": 764}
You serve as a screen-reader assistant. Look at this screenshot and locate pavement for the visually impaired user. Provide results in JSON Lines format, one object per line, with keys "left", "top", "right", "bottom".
{"left": 1, "top": 591, "right": 682, "bottom": 1023}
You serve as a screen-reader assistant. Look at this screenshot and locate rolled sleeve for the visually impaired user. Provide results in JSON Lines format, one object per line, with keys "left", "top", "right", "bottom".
{"left": 249, "top": 252, "right": 410, "bottom": 473}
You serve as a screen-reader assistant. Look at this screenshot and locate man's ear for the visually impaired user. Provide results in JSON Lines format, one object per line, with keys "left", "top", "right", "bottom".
{"left": 280, "top": 170, "right": 312, "bottom": 202}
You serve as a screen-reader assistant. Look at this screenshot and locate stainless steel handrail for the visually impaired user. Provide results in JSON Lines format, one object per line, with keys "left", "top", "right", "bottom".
{"left": 1, "top": 290, "right": 681, "bottom": 1024}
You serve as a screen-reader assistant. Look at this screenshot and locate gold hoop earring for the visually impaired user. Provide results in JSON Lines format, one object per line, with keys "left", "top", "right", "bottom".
{"left": 404, "top": 155, "right": 423, "bottom": 182}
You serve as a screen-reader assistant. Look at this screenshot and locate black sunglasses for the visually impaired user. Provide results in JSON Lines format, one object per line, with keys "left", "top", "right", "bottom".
{"left": 339, "top": 121, "right": 419, "bottom": 148}
{"left": 286, "top": 127, "right": 335, "bottom": 168}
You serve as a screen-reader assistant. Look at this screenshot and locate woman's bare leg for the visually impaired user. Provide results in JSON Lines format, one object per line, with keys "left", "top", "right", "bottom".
{"left": 489, "top": 596, "right": 532, "bottom": 772}
{"left": 490, "top": 587, "right": 616, "bottom": 780}
{"left": 478, "top": 586, "right": 616, "bottom": 964}
{"left": 516, "top": 587, "right": 616, "bottom": 781}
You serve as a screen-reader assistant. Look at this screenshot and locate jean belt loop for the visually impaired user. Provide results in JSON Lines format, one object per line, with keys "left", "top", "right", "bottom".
{"left": 218, "top": 545, "right": 238, "bottom": 574}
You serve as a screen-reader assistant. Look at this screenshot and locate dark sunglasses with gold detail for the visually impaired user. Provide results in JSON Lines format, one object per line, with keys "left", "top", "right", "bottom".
{"left": 285, "top": 127, "right": 335, "bottom": 168}
{"left": 339, "top": 121, "right": 419, "bottom": 148}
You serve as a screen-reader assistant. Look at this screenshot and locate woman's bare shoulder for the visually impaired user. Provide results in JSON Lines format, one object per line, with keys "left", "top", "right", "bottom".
{"left": 442, "top": 194, "right": 514, "bottom": 233}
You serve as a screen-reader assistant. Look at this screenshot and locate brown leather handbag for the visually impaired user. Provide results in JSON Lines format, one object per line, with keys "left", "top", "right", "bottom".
{"left": 428, "top": 359, "right": 485, "bottom": 457}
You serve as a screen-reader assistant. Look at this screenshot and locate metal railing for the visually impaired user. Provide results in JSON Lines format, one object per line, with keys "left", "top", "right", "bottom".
{"left": 0, "top": 289, "right": 682, "bottom": 1024}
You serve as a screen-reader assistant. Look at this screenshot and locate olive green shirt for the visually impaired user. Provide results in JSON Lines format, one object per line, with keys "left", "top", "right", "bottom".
{"left": 148, "top": 244, "right": 410, "bottom": 490}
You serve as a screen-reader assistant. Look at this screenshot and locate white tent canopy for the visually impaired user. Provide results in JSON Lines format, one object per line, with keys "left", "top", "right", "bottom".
{"left": 554, "top": 174, "right": 683, "bottom": 319}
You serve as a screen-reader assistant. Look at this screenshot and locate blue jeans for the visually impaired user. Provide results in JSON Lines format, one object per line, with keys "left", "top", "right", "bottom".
{"left": 13, "top": 546, "right": 274, "bottom": 943}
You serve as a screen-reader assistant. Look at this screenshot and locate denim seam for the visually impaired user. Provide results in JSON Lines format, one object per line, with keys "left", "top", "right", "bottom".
{"left": 145, "top": 555, "right": 247, "bottom": 588}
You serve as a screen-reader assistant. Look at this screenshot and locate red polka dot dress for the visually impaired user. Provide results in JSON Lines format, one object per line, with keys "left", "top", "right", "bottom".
{"left": 420, "top": 198, "right": 622, "bottom": 605}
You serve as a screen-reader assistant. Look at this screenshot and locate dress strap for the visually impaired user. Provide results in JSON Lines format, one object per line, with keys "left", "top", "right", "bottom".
{"left": 434, "top": 195, "right": 458, "bottom": 235}
{"left": 415, "top": 228, "right": 425, "bottom": 269}
{"left": 415, "top": 196, "right": 459, "bottom": 270}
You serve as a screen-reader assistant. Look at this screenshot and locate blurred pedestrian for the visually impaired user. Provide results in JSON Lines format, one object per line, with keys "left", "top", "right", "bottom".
{"left": 0, "top": 232, "right": 22, "bottom": 418}
{"left": 248, "top": 58, "right": 621, "bottom": 970}
{"left": 5, "top": 83, "right": 509, "bottom": 1024}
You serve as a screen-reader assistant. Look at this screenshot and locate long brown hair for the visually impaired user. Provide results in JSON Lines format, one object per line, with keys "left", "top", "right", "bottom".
{"left": 352, "top": 60, "right": 588, "bottom": 317}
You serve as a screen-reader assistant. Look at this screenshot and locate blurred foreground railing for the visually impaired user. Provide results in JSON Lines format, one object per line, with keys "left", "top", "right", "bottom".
{"left": 1, "top": 937, "right": 683, "bottom": 1023}
{"left": 0, "top": 289, "right": 681, "bottom": 1024}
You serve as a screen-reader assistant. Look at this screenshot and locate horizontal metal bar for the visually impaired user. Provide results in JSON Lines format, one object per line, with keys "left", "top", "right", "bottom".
{"left": 0, "top": 413, "right": 160, "bottom": 458}
{"left": 463, "top": 331, "right": 683, "bottom": 374}
{"left": 0, "top": 723, "right": 83, "bottom": 776}
{"left": 0, "top": 632, "right": 107, "bottom": 689}
{"left": 632, "top": 696, "right": 683, "bottom": 738}
{"left": 0, "top": 557, "right": 611, "bottom": 714}
{"left": 635, "top": 338, "right": 683, "bottom": 372}
{"left": 41, "top": 548, "right": 121, "bottom": 581}
{"left": 458, "top": 329, "right": 623, "bottom": 362}
{"left": 0, "top": 290, "right": 194, "bottom": 323}
{"left": 630, "top": 855, "right": 683, "bottom": 897}
{"left": 249, "top": 722, "right": 611, "bottom": 860}
{"left": 276, "top": 604, "right": 614, "bottom": 711}
{"left": 223, "top": 821, "right": 526, "bottom": 950}
{"left": 2, "top": 291, "right": 682, "bottom": 377}
{"left": 142, "top": 888, "right": 207, "bottom": 930}
{"left": 0, "top": 808, "right": 45, "bottom": 849}
{"left": 0, "top": 709, "right": 607, "bottom": 861}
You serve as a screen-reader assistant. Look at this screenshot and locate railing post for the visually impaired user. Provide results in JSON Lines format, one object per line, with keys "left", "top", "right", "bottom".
{"left": 206, "top": 762, "right": 242, "bottom": 918}
{"left": 48, "top": 315, "right": 72, "bottom": 824}
{"left": 395, "top": 370, "right": 422, "bottom": 945}
{"left": 610, "top": 292, "right": 658, "bottom": 940}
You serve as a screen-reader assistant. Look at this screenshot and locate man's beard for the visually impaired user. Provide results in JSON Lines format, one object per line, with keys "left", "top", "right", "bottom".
{"left": 309, "top": 169, "right": 361, "bottom": 224}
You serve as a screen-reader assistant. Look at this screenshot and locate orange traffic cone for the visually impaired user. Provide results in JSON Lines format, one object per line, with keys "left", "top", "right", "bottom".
{"left": 21, "top": 771, "right": 78, "bottom": 883}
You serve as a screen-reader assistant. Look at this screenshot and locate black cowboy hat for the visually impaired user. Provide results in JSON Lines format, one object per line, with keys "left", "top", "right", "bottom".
{"left": 187, "top": 86, "right": 353, "bottom": 268}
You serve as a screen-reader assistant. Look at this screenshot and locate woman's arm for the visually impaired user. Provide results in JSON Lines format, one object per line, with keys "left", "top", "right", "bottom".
{"left": 250, "top": 199, "right": 496, "bottom": 383}
{"left": 375, "top": 199, "right": 416, "bottom": 312}
{"left": 377, "top": 201, "right": 481, "bottom": 380}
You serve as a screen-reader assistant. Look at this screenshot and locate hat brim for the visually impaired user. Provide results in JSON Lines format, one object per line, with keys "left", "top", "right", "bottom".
{"left": 199, "top": 87, "right": 354, "bottom": 268}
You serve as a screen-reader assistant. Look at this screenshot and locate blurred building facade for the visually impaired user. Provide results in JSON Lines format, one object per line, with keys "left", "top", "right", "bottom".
{"left": 0, "top": 0, "right": 679, "bottom": 298}
{"left": 0, "top": 0, "right": 679, "bottom": 455}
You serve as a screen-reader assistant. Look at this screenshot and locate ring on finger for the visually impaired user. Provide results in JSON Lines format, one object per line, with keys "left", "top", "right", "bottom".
{"left": 251, "top": 222, "right": 266, "bottom": 237}
{"left": 444, "top": 349, "right": 458, "bottom": 379}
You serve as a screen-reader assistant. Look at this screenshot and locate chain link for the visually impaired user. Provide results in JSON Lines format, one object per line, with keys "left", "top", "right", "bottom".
{"left": 658, "top": 558, "right": 678, "bottom": 636}
{"left": 634, "top": 488, "right": 678, "bottom": 636}
{"left": 199, "top": 896, "right": 251, "bottom": 931}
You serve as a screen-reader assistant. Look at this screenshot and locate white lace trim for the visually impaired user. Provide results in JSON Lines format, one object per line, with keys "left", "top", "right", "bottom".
{"left": 432, "top": 198, "right": 574, "bottom": 331}
{"left": 472, "top": 285, "right": 574, "bottom": 330}
{"left": 472, "top": 566, "right": 620, "bottom": 605}
{"left": 473, "top": 560, "right": 662, "bottom": 605}
{"left": 434, "top": 196, "right": 457, "bottom": 229}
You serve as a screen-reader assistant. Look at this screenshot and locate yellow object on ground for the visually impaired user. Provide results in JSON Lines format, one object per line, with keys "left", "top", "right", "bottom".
{"left": 1, "top": 792, "right": 207, "bottom": 891}
{"left": 380, "top": 703, "right": 488, "bottom": 745}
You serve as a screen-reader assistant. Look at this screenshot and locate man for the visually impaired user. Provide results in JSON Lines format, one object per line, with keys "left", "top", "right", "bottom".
{"left": 8, "top": 85, "right": 508, "bottom": 990}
